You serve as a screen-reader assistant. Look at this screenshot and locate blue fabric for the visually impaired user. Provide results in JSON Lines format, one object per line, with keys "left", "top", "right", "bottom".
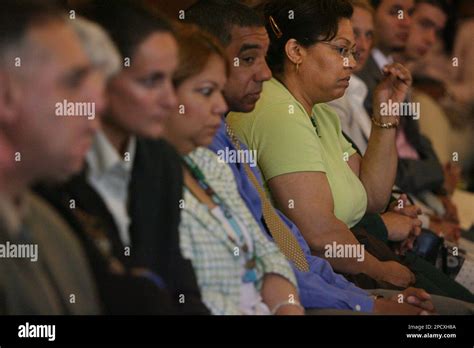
{"left": 209, "top": 121, "right": 374, "bottom": 312}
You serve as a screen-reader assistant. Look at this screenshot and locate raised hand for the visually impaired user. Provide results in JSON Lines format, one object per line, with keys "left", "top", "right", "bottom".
{"left": 373, "top": 63, "right": 413, "bottom": 123}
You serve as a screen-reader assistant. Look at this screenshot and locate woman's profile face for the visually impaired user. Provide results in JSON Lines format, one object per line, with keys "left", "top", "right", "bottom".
{"left": 301, "top": 18, "right": 357, "bottom": 103}
{"left": 105, "top": 32, "right": 178, "bottom": 139}
{"left": 164, "top": 54, "right": 228, "bottom": 153}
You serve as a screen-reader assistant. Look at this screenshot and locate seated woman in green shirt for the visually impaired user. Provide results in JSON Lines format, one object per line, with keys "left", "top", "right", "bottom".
{"left": 228, "top": 0, "right": 415, "bottom": 288}
{"left": 162, "top": 25, "right": 301, "bottom": 315}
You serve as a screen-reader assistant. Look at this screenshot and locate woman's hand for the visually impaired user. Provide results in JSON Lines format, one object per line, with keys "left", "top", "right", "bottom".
{"left": 373, "top": 62, "right": 413, "bottom": 123}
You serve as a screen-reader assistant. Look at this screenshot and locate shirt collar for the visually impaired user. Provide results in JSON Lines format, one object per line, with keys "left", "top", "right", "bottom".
{"left": 86, "top": 131, "right": 137, "bottom": 180}
{"left": 270, "top": 78, "right": 312, "bottom": 118}
{"left": 348, "top": 74, "right": 368, "bottom": 100}
{"left": 371, "top": 48, "right": 394, "bottom": 71}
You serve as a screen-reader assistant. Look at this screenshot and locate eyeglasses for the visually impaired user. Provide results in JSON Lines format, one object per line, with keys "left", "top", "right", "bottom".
{"left": 320, "top": 42, "right": 360, "bottom": 61}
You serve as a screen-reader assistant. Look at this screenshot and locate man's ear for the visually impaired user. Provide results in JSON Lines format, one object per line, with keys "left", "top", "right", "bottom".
{"left": 0, "top": 69, "right": 21, "bottom": 125}
{"left": 284, "top": 38, "right": 305, "bottom": 66}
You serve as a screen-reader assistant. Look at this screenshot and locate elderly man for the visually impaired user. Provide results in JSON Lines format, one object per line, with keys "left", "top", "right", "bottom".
{"left": 0, "top": 0, "right": 103, "bottom": 314}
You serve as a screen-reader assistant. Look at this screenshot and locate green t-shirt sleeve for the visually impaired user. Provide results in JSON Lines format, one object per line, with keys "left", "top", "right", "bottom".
{"left": 252, "top": 102, "right": 326, "bottom": 181}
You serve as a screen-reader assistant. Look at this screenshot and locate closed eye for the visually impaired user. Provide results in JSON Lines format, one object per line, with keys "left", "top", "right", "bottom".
{"left": 241, "top": 56, "right": 256, "bottom": 65}
{"left": 198, "top": 87, "right": 214, "bottom": 96}
{"left": 138, "top": 72, "right": 165, "bottom": 88}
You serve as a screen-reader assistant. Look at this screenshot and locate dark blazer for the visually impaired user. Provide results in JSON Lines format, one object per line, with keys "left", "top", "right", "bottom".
{"left": 356, "top": 53, "right": 444, "bottom": 194}
{"left": 36, "top": 138, "right": 209, "bottom": 315}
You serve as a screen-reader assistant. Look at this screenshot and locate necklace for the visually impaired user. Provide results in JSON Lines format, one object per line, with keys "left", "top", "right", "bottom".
{"left": 182, "top": 155, "right": 258, "bottom": 283}
{"left": 310, "top": 114, "right": 321, "bottom": 137}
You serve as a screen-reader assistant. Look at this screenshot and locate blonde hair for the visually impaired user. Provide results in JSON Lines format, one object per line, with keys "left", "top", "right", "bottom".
{"left": 350, "top": 0, "right": 375, "bottom": 16}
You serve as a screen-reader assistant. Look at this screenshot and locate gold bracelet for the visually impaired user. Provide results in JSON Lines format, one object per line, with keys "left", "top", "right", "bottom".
{"left": 372, "top": 117, "right": 399, "bottom": 129}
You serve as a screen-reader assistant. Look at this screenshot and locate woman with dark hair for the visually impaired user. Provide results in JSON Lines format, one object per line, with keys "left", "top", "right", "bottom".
{"left": 162, "top": 24, "right": 302, "bottom": 315}
{"left": 36, "top": 0, "right": 210, "bottom": 314}
{"left": 228, "top": 0, "right": 415, "bottom": 288}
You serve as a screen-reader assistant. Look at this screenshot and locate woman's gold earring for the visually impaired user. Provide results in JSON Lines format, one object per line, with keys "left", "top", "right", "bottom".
{"left": 296, "top": 63, "right": 300, "bottom": 73}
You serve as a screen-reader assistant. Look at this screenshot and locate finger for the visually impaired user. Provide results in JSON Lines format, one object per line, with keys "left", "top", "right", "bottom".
{"left": 392, "top": 63, "right": 412, "bottom": 80}
{"left": 404, "top": 287, "right": 435, "bottom": 311}
{"left": 391, "top": 67, "right": 412, "bottom": 86}
{"left": 399, "top": 194, "right": 409, "bottom": 204}
{"left": 415, "top": 205, "right": 422, "bottom": 215}
{"left": 410, "top": 271, "right": 416, "bottom": 285}
{"left": 385, "top": 65, "right": 405, "bottom": 80}
{"left": 413, "top": 226, "right": 422, "bottom": 237}
{"left": 383, "top": 65, "right": 401, "bottom": 80}
{"left": 413, "top": 218, "right": 422, "bottom": 228}
{"left": 418, "top": 300, "right": 435, "bottom": 312}
{"left": 384, "top": 69, "right": 400, "bottom": 86}
{"left": 399, "top": 205, "right": 420, "bottom": 218}
{"left": 407, "top": 287, "right": 431, "bottom": 300}
{"left": 406, "top": 296, "right": 434, "bottom": 312}
{"left": 406, "top": 295, "right": 420, "bottom": 305}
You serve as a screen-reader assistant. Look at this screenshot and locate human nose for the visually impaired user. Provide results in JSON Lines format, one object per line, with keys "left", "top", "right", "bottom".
{"left": 214, "top": 92, "right": 228, "bottom": 116}
{"left": 256, "top": 59, "right": 272, "bottom": 83}
{"left": 161, "top": 79, "right": 178, "bottom": 111}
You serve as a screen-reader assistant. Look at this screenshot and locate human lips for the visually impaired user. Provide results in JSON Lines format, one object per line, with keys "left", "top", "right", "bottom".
{"left": 339, "top": 76, "right": 351, "bottom": 85}
{"left": 154, "top": 111, "right": 168, "bottom": 122}
{"left": 247, "top": 90, "right": 262, "bottom": 99}
{"left": 417, "top": 46, "right": 429, "bottom": 56}
{"left": 208, "top": 122, "right": 221, "bottom": 132}
{"left": 396, "top": 32, "right": 409, "bottom": 41}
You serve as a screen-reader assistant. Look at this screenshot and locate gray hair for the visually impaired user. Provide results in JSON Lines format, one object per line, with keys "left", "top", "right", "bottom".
{"left": 70, "top": 16, "right": 122, "bottom": 79}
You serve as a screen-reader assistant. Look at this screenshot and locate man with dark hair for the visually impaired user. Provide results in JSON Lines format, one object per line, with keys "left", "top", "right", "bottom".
{"left": 356, "top": 0, "right": 474, "bottom": 298}
{"left": 357, "top": 0, "right": 446, "bottom": 219}
{"left": 398, "top": 0, "right": 474, "bottom": 243}
{"left": 186, "top": 0, "right": 271, "bottom": 112}
{"left": 187, "top": 0, "right": 265, "bottom": 46}
{"left": 358, "top": 0, "right": 415, "bottom": 116}
{"left": 402, "top": 0, "right": 448, "bottom": 63}
{"left": 183, "top": 0, "right": 463, "bottom": 314}
{"left": 402, "top": 0, "right": 449, "bottom": 62}
{"left": 360, "top": 0, "right": 458, "bottom": 224}
{"left": 0, "top": 0, "right": 102, "bottom": 314}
